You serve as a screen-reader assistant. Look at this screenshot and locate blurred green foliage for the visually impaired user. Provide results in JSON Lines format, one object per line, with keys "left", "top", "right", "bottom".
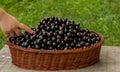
{"left": 0, "top": 0, "right": 120, "bottom": 49}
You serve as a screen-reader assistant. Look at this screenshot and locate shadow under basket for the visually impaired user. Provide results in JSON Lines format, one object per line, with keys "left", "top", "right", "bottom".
{"left": 6, "top": 32, "right": 104, "bottom": 70}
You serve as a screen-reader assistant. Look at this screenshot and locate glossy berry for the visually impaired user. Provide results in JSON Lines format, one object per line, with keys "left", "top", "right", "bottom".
{"left": 21, "top": 42, "right": 28, "bottom": 47}
{"left": 65, "top": 43, "right": 69, "bottom": 47}
{"left": 47, "top": 32, "right": 52, "bottom": 37}
{"left": 35, "top": 45, "right": 40, "bottom": 49}
{"left": 51, "top": 37, "right": 56, "bottom": 41}
{"left": 49, "top": 46, "right": 53, "bottom": 50}
{"left": 36, "top": 39, "right": 41, "bottom": 44}
{"left": 53, "top": 32, "right": 57, "bottom": 36}
{"left": 76, "top": 44, "right": 81, "bottom": 48}
{"left": 85, "top": 43, "right": 91, "bottom": 46}
{"left": 46, "top": 26, "right": 50, "bottom": 31}
{"left": 57, "top": 35, "right": 61, "bottom": 39}
{"left": 57, "top": 44, "right": 61, "bottom": 50}
{"left": 43, "top": 39, "right": 47, "bottom": 43}
{"left": 59, "top": 31, "right": 63, "bottom": 35}
{"left": 39, "top": 35, "right": 43, "bottom": 39}
{"left": 71, "top": 43, "right": 75, "bottom": 48}
{"left": 57, "top": 39, "right": 60, "bottom": 43}
{"left": 47, "top": 41, "right": 51, "bottom": 45}
{"left": 64, "top": 37, "right": 68, "bottom": 41}
{"left": 63, "top": 18, "right": 67, "bottom": 23}
{"left": 41, "top": 43, "right": 45, "bottom": 48}
{"left": 67, "top": 32, "right": 71, "bottom": 37}
{"left": 52, "top": 42, "right": 56, "bottom": 46}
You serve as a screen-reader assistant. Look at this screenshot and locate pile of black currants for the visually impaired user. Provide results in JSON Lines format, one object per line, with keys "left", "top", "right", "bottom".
{"left": 10, "top": 17, "right": 101, "bottom": 50}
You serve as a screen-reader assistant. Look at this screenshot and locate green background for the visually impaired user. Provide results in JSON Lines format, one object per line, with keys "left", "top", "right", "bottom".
{"left": 0, "top": 0, "right": 120, "bottom": 49}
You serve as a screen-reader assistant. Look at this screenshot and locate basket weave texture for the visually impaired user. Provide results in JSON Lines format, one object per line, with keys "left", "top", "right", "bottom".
{"left": 7, "top": 32, "right": 104, "bottom": 70}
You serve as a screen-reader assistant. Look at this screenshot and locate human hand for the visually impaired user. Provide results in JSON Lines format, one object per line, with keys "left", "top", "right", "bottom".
{"left": 0, "top": 8, "right": 33, "bottom": 38}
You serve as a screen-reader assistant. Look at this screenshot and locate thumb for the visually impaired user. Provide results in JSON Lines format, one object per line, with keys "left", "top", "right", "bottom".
{"left": 19, "top": 23, "right": 34, "bottom": 34}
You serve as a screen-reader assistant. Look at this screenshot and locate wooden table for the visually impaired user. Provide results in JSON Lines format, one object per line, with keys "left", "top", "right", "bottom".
{"left": 0, "top": 45, "right": 120, "bottom": 72}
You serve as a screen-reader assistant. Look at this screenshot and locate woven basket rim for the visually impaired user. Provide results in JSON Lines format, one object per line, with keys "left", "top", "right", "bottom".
{"left": 6, "top": 31, "right": 104, "bottom": 54}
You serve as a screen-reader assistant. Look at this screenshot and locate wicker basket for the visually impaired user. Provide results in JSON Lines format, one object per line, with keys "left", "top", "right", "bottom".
{"left": 6, "top": 32, "right": 104, "bottom": 70}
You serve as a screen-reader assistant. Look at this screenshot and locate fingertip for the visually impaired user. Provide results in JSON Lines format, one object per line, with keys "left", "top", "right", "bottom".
{"left": 27, "top": 28, "right": 34, "bottom": 34}
{"left": 19, "top": 23, "right": 34, "bottom": 34}
{"left": 30, "top": 30, "right": 34, "bottom": 34}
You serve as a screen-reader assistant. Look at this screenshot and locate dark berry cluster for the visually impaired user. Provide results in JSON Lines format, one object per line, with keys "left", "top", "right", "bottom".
{"left": 10, "top": 17, "right": 100, "bottom": 50}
